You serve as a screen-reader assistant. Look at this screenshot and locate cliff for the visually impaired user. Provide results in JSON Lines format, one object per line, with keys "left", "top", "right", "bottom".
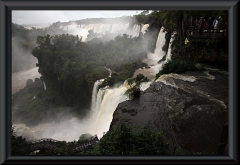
{"left": 110, "top": 68, "right": 228, "bottom": 154}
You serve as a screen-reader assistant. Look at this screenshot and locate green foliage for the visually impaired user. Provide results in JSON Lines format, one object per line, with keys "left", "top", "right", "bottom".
{"left": 125, "top": 74, "right": 149, "bottom": 100}
{"left": 31, "top": 33, "right": 147, "bottom": 113}
{"left": 11, "top": 126, "right": 32, "bottom": 155}
{"left": 87, "top": 125, "right": 168, "bottom": 155}
{"left": 126, "top": 85, "right": 141, "bottom": 100}
{"left": 156, "top": 56, "right": 204, "bottom": 79}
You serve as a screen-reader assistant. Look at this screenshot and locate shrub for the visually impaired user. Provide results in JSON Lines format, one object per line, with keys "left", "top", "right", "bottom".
{"left": 156, "top": 56, "right": 204, "bottom": 79}
{"left": 86, "top": 125, "right": 168, "bottom": 155}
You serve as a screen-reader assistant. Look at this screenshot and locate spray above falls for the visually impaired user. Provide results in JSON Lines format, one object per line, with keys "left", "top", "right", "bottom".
{"left": 59, "top": 23, "right": 146, "bottom": 41}
{"left": 12, "top": 24, "right": 175, "bottom": 142}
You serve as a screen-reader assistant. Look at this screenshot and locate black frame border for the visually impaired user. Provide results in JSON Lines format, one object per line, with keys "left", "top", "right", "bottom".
{"left": 0, "top": 0, "right": 239, "bottom": 164}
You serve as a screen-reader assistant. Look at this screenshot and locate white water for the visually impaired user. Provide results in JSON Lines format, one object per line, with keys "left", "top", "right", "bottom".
{"left": 104, "top": 66, "right": 112, "bottom": 77}
{"left": 60, "top": 23, "right": 144, "bottom": 41}
{"left": 141, "top": 24, "right": 149, "bottom": 34}
{"left": 147, "top": 26, "right": 167, "bottom": 66}
{"left": 165, "top": 32, "right": 176, "bottom": 62}
{"left": 43, "top": 81, "right": 46, "bottom": 90}
{"left": 93, "top": 85, "right": 128, "bottom": 137}
{"left": 13, "top": 26, "right": 175, "bottom": 142}
{"left": 91, "top": 80, "right": 103, "bottom": 112}
{"left": 134, "top": 26, "right": 169, "bottom": 80}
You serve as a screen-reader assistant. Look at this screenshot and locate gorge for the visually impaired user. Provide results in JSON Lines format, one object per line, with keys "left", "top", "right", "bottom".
{"left": 11, "top": 10, "right": 228, "bottom": 155}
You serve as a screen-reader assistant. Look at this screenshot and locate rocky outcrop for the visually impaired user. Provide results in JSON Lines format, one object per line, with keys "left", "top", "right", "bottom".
{"left": 110, "top": 69, "right": 228, "bottom": 154}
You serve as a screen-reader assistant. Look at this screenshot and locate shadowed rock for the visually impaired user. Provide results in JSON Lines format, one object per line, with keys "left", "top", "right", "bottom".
{"left": 110, "top": 69, "right": 228, "bottom": 154}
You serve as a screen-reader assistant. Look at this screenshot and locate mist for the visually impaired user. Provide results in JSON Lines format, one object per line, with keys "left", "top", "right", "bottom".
{"left": 12, "top": 14, "right": 163, "bottom": 143}
{"left": 12, "top": 37, "right": 38, "bottom": 73}
{"left": 13, "top": 108, "right": 98, "bottom": 141}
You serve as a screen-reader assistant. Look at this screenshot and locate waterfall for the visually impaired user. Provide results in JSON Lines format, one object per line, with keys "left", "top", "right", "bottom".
{"left": 91, "top": 80, "right": 104, "bottom": 111}
{"left": 95, "top": 88, "right": 106, "bottom": 115}
{"left": 104, "top": 67, "right": 112, "bottom": 77}
{"left": 59, "top": 23, "right": 143, "bottom": 42}
{"left": 43, "top": 81, "right": 46, "bottom": 90}
{"left": 147, "top": 26, "right": 166, "bottom": 66}
{"left": 94, "top": 84, "right": 128, "bottom": 137}
{"left": 134, "top": 26, "right": 167, "bottom": 80}
{"left": 165, "top": 32, "right": 176, "bottom": 62}
{"left": 14, "top": 24, "right": 175, "bottom": 142}
{"left": 141, "top": 24, "right": 149, "bottom": 34}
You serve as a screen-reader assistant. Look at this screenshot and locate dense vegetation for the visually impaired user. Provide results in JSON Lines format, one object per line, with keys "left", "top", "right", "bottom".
{"left": 155, "top": 56, "right": 204, "bottom": 79}
{"left": 31, "top": 33, "right": 147, "bottom": 111}
{"left": 12, "top": 126, "right": 32, "bottom": 155}
{"left": 12, "top": 125, "right": 172, "bottom": 156}
{"left": 86, "top": 125, "right": 170, "bottom": 155}
{"left": 12, "top": 23, "right": 67, "bottom": 72}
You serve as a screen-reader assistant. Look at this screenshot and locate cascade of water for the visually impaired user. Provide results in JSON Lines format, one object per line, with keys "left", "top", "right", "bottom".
{"left": 104, "top": 67, "right": 112, "bottom": 77}
{"left": 146, "top": 27, "right": 166, "bottom": 66}
{"left": 133, "top": 26, "right": 173, "bottom": 80}
{"left": 130, "top": 24, "right": 141, "bottom": 37}
{"left": 94, "top": 84, "right": 128, "bottom": 137}
{"left": 140, "top": 26, "right": 166, "bottom": 69}
{"left": 141, "top": 24, "right": 149, "bottom": 34}
{"left": 43, "top": 81, "right": 46, "bottom": 90}
{"left": 95, "top": 87, "right": 106, "bottom": 115}
{"left": 165, "top": 32, "right": 176, "bottom": 62}
{"left": 91, "top": 80, "right": 104, "bottom": 111}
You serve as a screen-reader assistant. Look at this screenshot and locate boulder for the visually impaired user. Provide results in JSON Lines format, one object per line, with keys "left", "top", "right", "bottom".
{"left": 110, "top": 69, "right": 228, "bottom": 154}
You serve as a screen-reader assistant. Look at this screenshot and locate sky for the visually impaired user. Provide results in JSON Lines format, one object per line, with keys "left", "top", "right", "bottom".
{"left": 12, "top": 10, "right": 143, "bottom": 26}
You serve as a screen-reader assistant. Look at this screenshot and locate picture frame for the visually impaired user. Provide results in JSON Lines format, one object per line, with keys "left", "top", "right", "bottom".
{"left": 0, "top": 0, "right": 238, "bottom": 164}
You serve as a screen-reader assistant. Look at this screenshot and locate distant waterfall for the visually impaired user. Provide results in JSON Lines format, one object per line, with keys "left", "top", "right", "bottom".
{"left": 104, "top": 67, "right": 112, "bottom": 77}
{"left": 43, "top": 81, "right": 46, "bottom": 90}
{"left": 141, "top": 24, "right": 149, "bottom": 34}
{"left": 59, "top": 23, "right": 145, "bottom": 41}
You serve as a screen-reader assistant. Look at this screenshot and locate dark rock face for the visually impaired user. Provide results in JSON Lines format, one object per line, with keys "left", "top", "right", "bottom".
{"left": 110, "top": 69, "right": 228, "bottom": 154}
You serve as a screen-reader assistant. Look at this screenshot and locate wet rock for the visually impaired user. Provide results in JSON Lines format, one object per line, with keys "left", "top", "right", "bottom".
{"left": 110, "top": 70, "right": 228, "bottom": 154}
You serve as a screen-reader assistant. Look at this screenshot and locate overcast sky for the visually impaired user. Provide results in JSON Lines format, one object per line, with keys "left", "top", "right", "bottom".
{"left": 12, "top": 10, "right": 143, "bottom": 26}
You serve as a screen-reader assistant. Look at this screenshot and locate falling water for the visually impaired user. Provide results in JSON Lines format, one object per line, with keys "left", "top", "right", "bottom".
{"left": 147, "top": 26, "right": 167, "bottom": 65}
{"left": 91, "top": 80, "right": 104, "bottom": 111}
{"left": 43, "top": 81, "right": 46, "bottom": 90}
{"left": 59, "top": 23, "right": 143, "bottom": 42}
{"left": 13, "top": 25, "right": 175, "bottom": 142}
{"left": 165, "top": 32, "right": 176, "bottom": 62}
{"left": 141, "top": 24, "right": 149, "bottom": 34}
{"left": 94, "top": 84, "right": 128, "bottom": 137}
{"left": 104, "top": 66, "right": 112, "bottom": 77}
{"left": 134, "top": 26, "right": 167, "bottom": 80}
